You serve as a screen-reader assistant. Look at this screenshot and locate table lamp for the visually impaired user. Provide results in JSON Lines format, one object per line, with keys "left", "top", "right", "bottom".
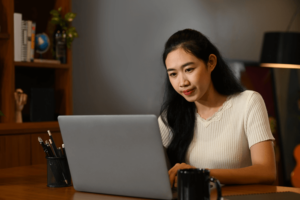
{"left": 259, "top": 4, "right": 300, "bottom": 187}
{"left": 260, "top": 32, "right": 300, "bottom": 69}
{"left": 260, "top": 2, "right": 300, "bottom": 69}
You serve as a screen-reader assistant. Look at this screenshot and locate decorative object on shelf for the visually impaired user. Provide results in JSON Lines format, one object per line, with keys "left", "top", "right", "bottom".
{"left": 35, "top": 33, "right": 50, "bottom": 58}
{"left": 14, "top": 88, "right": 28, "bottom": 123}
{"left": 50, "top": 7, "right": 78, "bottom": 49}
{"left": 54, "top": 28, "right": 67, "bottom": 64}
{"left": 30, "top": 88, "right": 55, "bottom": 122}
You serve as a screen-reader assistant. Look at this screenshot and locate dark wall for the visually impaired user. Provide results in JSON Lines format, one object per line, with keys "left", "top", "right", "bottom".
{"left": 72, "top": 0, "right": 300, "bottom": 116}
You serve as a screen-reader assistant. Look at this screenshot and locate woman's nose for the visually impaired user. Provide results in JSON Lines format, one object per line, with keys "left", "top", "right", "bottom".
{"left": 179, "top": 76, "right": 190, "bottom": 87}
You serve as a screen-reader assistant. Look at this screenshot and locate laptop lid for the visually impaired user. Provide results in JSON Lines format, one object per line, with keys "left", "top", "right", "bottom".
{"left": 58, "top": 115, "right": 173, "bottom": 200}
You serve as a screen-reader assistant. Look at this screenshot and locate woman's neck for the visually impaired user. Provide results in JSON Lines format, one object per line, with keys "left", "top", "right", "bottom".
{"left": 194, "top": 85, "right": 228, "bottom": 119}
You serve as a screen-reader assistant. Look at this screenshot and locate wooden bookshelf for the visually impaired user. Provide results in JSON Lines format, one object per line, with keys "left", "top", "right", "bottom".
{"left": 0, "top": 121, "right": 60, "bottom": 135}
{"left": 0, "top": 0, "right": 72, "bottom": 169}
{"left": 0, "top": 33, "right": 9, "bottom": 39}
{"left": 14, "top": 62, "right": 71, "bottom": 69}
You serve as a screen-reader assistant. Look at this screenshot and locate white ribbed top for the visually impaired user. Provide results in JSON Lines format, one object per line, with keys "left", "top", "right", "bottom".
{"left": 158, "top": 90, "right": 275, "bottom": 169}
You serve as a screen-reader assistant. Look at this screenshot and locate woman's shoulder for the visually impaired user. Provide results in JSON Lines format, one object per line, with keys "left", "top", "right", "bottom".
{"left": 229, "top": 90, "right": 265, "bottom": 112}
{"left": 231, "top": 90, "right": 262, "bottom": 102}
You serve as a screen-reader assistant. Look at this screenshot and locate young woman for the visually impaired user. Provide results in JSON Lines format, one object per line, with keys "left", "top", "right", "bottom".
{"left": 158, "top": 29, "right": 276, "bottom": 188}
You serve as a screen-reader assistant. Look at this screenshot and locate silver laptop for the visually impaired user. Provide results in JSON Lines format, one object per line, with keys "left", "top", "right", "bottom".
{"left": 58, "top": 115, "right": 175, "bottom": 200}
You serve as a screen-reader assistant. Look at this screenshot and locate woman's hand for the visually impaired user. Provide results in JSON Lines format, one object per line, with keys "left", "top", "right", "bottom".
{"left": 168, "top": 163, "right": 196, "bottom": 188}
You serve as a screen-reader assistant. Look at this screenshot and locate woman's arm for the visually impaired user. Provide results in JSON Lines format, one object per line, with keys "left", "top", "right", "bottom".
{"left": 209, "top": 92, "right": 276, "bottom": 185}
{"left": 210, "top": 140, "right": 276, "bottom": 185}
{"left": 169, "top": 140, "right": 276, "bottom": 187}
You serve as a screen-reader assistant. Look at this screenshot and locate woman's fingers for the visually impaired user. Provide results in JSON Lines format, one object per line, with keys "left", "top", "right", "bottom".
{"left": 169, "top": 173, "right": 175, "bottom": 187}
{"left": 168, "top": 163, "right": 195, "bottom": 188}
{"left": 168, "top": 165, "right": 178, "bottom": 187}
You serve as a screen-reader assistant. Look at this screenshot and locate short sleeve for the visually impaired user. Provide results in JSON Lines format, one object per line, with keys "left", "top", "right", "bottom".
{"left": 244, "top": 92, "right": 275, "bottom": 148}
{"left": 158, "top": 116, "right": 173, "bottom": 148}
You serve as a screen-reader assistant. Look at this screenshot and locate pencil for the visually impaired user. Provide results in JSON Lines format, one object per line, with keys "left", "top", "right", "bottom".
{"left": 49, "top": 139, "right": 58, "bottom": 157}
{"left": 47, "top": 130, "right": 60, "bottom": 157}
{"left": 57, "top": 147, "right": 63, "bottom": 157}
{"left": 62, "top": 144, "right": 66, "bottom": 157}
{"left": 37, "top": 137, "right": 49, "bottom": 157}
{"left": 45, "top": 140, "right": 54, "bottom": 157}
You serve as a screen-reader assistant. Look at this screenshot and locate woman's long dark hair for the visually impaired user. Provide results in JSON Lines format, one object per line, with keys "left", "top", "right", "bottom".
{"left": 160, "top": 29, "right": 244, "bottom": 166}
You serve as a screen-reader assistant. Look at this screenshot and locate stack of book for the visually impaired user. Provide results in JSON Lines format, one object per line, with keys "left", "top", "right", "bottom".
{"left": 13, "top": 13, "right": 60, "bottom": 64}
{"left": 13, "top": 13, "right": 36, "bottom": 62}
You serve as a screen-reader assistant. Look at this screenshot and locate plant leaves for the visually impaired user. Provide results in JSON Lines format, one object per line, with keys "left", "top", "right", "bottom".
{"left": 50, "top": 10, "right": 60, "bottom": 17}
{"left": 73, "top": 31, "right": 78, "bottom": 38}
{"left": 67, "top": 39, "right": 73, "bottom": 49}
{"left": 65, "top": 12, "right": 77, "bottom": 22}
{"left": 59, "top": 20, "right": 67, "bottom": 29}
{"left": 66, "top": 27, "right": 76, "bottom": 35}
{"left": 68, "top": 26, "right": 76, "bottom": 32}
{"left": 51, "top": 17, "right": 60, "bottom": 24}
{"left": 58, "top": 7, "right": 62, "bottom": 12}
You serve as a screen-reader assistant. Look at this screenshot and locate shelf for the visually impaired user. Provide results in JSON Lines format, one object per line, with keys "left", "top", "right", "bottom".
{"left": 0, "top": 121, "right": 60, "bottom": 135}
{"left": 0, "top": 33, "right": 10, "bottom": 40}
{"left": 14, "top": 62, "right": 70, "bottom": 69}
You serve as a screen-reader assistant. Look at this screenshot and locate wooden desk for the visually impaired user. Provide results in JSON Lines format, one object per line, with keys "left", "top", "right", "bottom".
{"left": 1, "top": 165, "right": 300, "bottom": 200}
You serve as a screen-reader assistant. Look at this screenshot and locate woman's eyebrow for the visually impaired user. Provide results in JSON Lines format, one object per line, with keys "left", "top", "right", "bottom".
{"left": 167, "top": 62, "right": 195, "bottom": 72}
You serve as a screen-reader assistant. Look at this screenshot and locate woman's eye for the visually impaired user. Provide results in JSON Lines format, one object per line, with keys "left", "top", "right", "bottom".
{"left": 186, "top": 68, "right": 193, "bottom": 72}
{"left": 169, "top": 73, "right": 176, "bottom": 77}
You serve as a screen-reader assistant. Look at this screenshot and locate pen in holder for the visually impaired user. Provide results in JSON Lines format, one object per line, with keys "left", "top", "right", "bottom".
{"left": 47, "top": 157, "right": 72, "bottom": 187}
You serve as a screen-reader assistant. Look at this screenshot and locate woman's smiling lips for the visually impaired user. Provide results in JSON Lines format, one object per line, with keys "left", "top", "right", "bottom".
{"left": 183, "top": 89, "right": 195, "bottom": 95}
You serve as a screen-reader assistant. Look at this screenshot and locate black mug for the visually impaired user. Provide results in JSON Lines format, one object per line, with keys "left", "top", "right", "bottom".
{"left": 177, "top": 168, "right": 222, "bottom": 200}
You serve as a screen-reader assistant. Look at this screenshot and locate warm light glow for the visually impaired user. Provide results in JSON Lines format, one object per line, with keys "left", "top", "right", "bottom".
{"left": 260, "top": 63, "right": 300, "bottom": 69}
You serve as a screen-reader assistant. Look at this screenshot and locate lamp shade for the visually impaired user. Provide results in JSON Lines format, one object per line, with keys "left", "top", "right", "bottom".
{"left": 260, "top": 32, "right": 300, "bottom": 69}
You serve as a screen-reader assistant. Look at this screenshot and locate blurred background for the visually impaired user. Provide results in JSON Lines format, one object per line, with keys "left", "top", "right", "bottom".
{"left": 1, "top": 0, "right": 300, "bottom": 187}
{"left": 72, "top": 0, "right": 300, "bottom": 116}
{"left": 72, "top": 0, "right": 300, "bottom": 186}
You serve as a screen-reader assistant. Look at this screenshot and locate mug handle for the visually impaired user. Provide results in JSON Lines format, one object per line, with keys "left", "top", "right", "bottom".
{"left": 210, "top": 177, "right": 222, "bottom": 200}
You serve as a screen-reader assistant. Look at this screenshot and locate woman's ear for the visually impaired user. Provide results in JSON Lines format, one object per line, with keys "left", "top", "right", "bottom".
{"left": 208, "top": 54, "right": 217, "bottom": 72}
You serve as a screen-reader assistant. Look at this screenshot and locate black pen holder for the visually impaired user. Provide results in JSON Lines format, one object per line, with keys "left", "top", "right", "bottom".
{"left": 47, "top": 157, "right": 72, "bottom": 187}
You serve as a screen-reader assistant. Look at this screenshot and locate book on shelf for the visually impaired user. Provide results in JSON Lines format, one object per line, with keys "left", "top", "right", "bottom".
{"left": 21, "top": 20, "right": 28, "bottom": 62}
{"left": 30, "top": 23, "right": 36, "bottom": 61}
{"left": 14, "top": 13, "right": 37, "bottom": 62}
{"left": 26, "top": 20, "right": 32, "bottom": 62}
{"left": 14, "top": 13, "right": 22, "bottom": 62}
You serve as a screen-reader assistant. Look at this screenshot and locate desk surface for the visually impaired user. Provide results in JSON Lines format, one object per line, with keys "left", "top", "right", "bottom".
{"left": 0, "top": 165, "right": 300, "bottom": 200}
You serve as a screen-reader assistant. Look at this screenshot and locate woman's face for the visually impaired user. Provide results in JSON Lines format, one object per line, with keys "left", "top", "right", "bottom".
{"left": 165, "top": 47, "right": 216, "bottom": 102}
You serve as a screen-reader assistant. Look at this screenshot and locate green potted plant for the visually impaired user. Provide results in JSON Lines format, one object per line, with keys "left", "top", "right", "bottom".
{"left": 50, "top": 7, "right": 78, "bottom": 49}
